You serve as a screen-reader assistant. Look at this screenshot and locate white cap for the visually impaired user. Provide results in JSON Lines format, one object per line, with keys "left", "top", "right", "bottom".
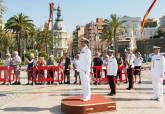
{"left": 153, "top": 46, "right": 160, "bottom": 49}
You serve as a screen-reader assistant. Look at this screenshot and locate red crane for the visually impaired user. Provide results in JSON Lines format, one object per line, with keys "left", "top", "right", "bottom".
{"left": 43, "top": 1, "right": 56, "bottom": 51}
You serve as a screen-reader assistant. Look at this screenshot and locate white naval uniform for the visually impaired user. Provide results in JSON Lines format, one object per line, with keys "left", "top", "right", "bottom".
{"left": 107, "top": 56, "right": 118, "bottom": 76}
{"left": 134, "top": 56, "right": 143, "bottom": 67}
{"left": 78, "top": 45, "right": 92, "bottom": 99}
{"left": 151, "top": 54, "right": 165, "bottom": 99}
{"left": 126, "top": 52, "right": 136, "bottom": 69}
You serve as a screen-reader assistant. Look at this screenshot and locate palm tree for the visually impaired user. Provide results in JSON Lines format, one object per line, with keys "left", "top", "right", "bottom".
{"left": 5, "top": 13, "right": 35, "bottom": 56}
{"left": 108, "top": 14, "right": 125, "bottom": 52}
{"left": 100, "top": 19, "right": 113, "bottom": 43}
{"left": 0, "top": 29, "right": 16, "bottom": 53}
{"left": 34, "top": 30, "right": 53, "bottom": 51}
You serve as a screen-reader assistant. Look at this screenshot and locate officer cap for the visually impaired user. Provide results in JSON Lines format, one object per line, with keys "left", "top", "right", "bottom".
{"left": 107, "top": 49, "right": 114, "bottom": 53}
{"left": 80, "top": 37, "right": 89, "bottom": 43}
{"left": 153, "top": 46, "right": 160, "bottom": 49}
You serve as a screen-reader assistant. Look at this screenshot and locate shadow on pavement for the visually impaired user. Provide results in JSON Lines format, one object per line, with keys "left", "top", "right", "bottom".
{"left": 2, "top": 105, "right": 64, "bottom": 114}
{"left": 0, "top": 94, "right": 6, "bottom": 97}
{"left": 111, "top": 97, "right": 150, "bottom": 101}
{"left": 121, "top": 106, "right": 162, "bottom": 109}
{"left": 49, "top": 93, "right": 81, "bottom": 96}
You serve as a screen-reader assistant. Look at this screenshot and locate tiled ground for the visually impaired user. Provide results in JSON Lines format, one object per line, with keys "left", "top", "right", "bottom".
{"left": 0, "top": 66, "right": 165, "bottom": 114}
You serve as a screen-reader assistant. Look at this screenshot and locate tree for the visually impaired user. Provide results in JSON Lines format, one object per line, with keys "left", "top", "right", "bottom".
{"left": 109, "top": 14, "right": 125, "bottom": 52}
{"left": 100, "top": 20, "right": 112, "bottom": 43}
{"left": 34, "top": 30, "right": 53, "bottom": 52}
{"left": 5, "top": 13, "right": 35, "bottom": 57}
{"left": 100, "top": 14, "right": 125, "bottom": 52}
{"left": 0, "top": 29, "right": 16, "bottom": 53}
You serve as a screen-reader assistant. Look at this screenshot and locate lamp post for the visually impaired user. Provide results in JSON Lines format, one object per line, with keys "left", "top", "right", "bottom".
{"left": 23, "top": 50, "right": 26, "bottom": 65}
{"left": 34, "top": 41, "right": 38, "bottom": 56}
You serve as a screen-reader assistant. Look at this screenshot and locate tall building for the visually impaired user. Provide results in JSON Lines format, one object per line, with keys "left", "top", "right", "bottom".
{"left": 0, "top": 16, "right": 5, "bottom": 30}
{"left": 95, "top": 18, "right": 104, "bottom": 34}
{"left": 84, "top": 18, "right": 104, "bottom": 54}
{"left": 120, "top": 16, "right": 141, "bottom": 40}
{"left": 53, "top": 5, "right": 70, "bottom": 57}
{"left": 72, "top": 25, "right": 85, "bottom": 56}
{"left": 142, "top": 18, "right": 158, "bottom": 39}
{"left": 159, "top": 16, "right": 165, "bottom": 29}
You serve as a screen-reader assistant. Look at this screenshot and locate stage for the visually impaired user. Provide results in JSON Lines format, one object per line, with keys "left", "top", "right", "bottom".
{"left": 61, "top": 94, "right": 116, "bottom": 114}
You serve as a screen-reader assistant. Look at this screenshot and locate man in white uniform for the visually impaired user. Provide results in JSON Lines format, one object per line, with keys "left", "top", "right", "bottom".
{"left": 126, "top": 48, "right": 136, "bottom": 90}
{"left": 106, "top": 49, "right": 118, "bottom": 96}
{"left": 78, "top": 37, "right": 92, "bottom": 101}
{"left": 151, "top": 46, "right": 165, "bottom": 101}
{"left": 134, "top": 52, "right": 143, "bottom": 83}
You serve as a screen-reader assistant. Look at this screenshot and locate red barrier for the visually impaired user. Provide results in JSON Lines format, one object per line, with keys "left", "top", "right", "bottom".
{"left": 29, "top": 66, "right": 64, "bottom": 83}
{"left": 91, "top": 66, "right": 108, "bottom": 83}
{"left": 0, "top": 66, "right": 15, "bottom": 83}
{"left": 91, "top": 65, "right": 128, "bottom": 84}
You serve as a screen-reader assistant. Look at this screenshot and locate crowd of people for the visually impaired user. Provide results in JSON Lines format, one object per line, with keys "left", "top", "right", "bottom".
{"left": 0, "top": 42, "right": 164, "bottom": 101}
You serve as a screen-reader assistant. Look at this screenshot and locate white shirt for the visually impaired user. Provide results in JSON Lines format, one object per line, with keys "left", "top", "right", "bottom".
{"left": 12, "top": 55, "right": 21, "bottom": 66}
{"left": 126, "top": 52, "right": 136, "bottom": 68}
{"left": 107, "top": 56, "right": 118, "bottom": 76}
{"left": 78, "top": 46, "right": 91, "bottom": 73}
{"left": 4, "top": 58, "right": 12, "bottom": 66}
{"left": 134, "top": 56, "right": 143, "bottom": 67}
{"left": 151, "top": 54, "right": 165, "bottom": 76}
{"left": 73, "top": 59, "right": 79, "bottom": 71}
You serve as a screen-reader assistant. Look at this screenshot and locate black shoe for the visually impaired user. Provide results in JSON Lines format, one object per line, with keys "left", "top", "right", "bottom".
{"left": 107, "top": 92, "right": 115, "bottom": 96}
{"left": 93, "top": 82, "right": 97, "bottom": 85}
{"left": 1, "top": 82, "right": 6, "bottom": 85}
{"left": 73, "top": 81, "right": 77, "bottom": 84}
{"left": 12, "top": 81, "right": 17, "bottom": 85}
{"left": 17, "top": 81, "right": 21, "bottom": 85}
{"left": 138, "top": 81, "right": 142, "bottom": 84}
{"left": 126, "top": 87, "right": 131, "bottom": 90}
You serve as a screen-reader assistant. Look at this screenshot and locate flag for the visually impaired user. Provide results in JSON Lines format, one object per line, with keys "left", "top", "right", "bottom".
{"left": 141, "top": 0, "right": 157, "bottom": 34}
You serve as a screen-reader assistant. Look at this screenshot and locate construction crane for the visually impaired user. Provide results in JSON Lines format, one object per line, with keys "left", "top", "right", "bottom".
{"left": 43, "top": 1, "right": 56, "bottom": 52}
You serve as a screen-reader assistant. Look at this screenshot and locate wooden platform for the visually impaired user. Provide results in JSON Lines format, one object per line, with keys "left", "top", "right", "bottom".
{"left": 61, "top": 94, "right": 116, "bottom": 114}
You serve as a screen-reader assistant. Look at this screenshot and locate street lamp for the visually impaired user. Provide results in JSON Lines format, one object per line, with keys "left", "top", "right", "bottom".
{"left": 23, "top": 50, "right": 26, "bottom": 65}
{"left": 34, "top": 41, "right": 38, "bottom": 57}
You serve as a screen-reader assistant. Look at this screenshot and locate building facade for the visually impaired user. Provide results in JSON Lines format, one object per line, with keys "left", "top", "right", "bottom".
{"left": 120, "top": 16, "right": 141, "bottom": 40}
{"left": 142, "top": 18, "right": 158, "bottom": 39}
{"left": 72, "top": 25, "right": 85, "bottom": 56}
{"left": 84, "top": 18, "right": 105, "bottom": 55}
{"left": 159, "top": 16, "right": 165, "bottom": 28}
{"left": 0, "top": 16, "right": 5, "bottom": 30}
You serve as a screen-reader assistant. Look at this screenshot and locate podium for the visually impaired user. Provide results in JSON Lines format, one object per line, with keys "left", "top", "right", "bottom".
{"left": 61, "top": 95, "right": 116, "bottom": 114}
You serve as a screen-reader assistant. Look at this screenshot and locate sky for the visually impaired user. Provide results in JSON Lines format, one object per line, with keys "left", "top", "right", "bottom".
{"left": 3, "top": 0, "right": 165, "bottom": 34}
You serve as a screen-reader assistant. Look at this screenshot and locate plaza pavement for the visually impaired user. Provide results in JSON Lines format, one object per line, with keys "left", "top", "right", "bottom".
{"left": 0, "top": 63, "right": 165, "bottom": 114}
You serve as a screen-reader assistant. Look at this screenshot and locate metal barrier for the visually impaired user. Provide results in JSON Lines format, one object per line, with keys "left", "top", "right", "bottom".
{"left": 90, "top": 66, "right": 108, "bottom": 83}
{"left": 28, "top": 66, "right": 64, "bottom": 83}
{"left": 91, "top": 65, "right": 128, "bottom": 83}
{"left": 0, "top": 66, "right": 15, "bottom": 83}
